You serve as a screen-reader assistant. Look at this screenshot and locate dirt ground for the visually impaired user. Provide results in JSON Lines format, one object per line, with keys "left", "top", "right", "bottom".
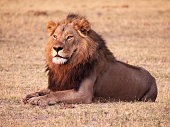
{"left": 0, "top": 0, "right": 170, "bottom": 127}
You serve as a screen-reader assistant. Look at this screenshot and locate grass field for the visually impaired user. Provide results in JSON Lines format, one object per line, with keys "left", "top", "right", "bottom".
{"left": 0, "top": 0, "right": 170, "bottom": 126}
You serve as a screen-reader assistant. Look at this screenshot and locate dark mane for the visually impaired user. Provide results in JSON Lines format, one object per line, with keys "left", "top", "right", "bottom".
{"left": 46, "top": 58, "right": 98, "bottom": 91}
{"left": 88, "top": 29, "right": 116, "bottom": 61}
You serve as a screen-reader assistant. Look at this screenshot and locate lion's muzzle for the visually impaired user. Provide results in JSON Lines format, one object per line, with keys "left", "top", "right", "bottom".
{"left": 53, "top": 46, "right": 63, "bottom": 53}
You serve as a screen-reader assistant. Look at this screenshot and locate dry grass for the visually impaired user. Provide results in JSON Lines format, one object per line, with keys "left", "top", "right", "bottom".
{"left": 0, "top": 0, "right": 170, "bottom": 126}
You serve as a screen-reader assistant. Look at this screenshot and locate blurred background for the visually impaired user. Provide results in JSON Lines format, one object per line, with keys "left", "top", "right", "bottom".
{"left": 0, "top": 0, "right": 170, "bottom": 126}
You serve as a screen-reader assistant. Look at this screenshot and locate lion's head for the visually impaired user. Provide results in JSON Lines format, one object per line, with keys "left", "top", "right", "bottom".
{"left": 45, "top": 14, "right": 98, "bottom": 68}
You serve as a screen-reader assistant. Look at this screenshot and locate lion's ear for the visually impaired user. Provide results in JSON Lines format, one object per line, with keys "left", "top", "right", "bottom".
{"left": 73, "top": 18, "right": 91, "bottom": 36}
{"left": 46, "top": 21, "right": 57, "bottom": 36}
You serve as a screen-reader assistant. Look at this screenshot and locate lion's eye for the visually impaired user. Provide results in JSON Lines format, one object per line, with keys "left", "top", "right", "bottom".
{"left": 66, "top": 36, "right": 73, "bottom": 40}
{"left": 53, "top": 35, "right": 57, "bottom": 40}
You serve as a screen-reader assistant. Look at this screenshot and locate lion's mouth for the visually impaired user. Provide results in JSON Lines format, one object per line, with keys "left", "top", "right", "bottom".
{"left": 54, "top": 55, "right": 69, "bottom": 60}
{"left": 52, "top": 49, "right": 77, "bottom": 64}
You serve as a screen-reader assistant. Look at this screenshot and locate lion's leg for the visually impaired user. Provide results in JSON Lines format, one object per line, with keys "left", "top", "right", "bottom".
{"left": 27, "top": 78, "right": 95, "bottom": 107}
{"left": 28, "top": 89, "right": 91, "bottom": 107}
{"left": 140, "top": 80, "right": 157, "bottom": 102}
{"left": 22, "top": 89, "right": 50, "bottom": 104}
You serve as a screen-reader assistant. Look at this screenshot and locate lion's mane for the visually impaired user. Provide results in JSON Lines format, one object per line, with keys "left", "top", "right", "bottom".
{"left": 46, "top": 14, "right": 115, "bottom": 92}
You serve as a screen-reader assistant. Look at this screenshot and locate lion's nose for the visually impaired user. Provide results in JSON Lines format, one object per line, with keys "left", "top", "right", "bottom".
{"left": 53, "top": 46, "right": 63, "bottom": 52}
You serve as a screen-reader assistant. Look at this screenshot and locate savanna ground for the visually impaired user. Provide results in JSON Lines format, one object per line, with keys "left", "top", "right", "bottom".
{"left": 0, "top": 0, "right": 170, "bottom": 126}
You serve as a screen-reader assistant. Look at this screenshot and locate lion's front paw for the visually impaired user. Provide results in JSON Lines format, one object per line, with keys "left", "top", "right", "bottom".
{"left": 27, "top": 96, "right": 48, "bottom": 107}
{"left": 22, "top": 94, "right": 36, "bottom": 104}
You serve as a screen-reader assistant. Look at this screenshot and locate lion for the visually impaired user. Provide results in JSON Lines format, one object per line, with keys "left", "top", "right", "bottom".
{"left": 22, "top": 14, "right": 157, "bottom": 106}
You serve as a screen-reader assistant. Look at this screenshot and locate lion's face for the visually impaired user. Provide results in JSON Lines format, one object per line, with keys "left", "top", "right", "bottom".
{"left": 46, "top": 15, "right": 98, "bottom": 66}
{"left": 50, "top": 24, "right": 79, "bottom": 64}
